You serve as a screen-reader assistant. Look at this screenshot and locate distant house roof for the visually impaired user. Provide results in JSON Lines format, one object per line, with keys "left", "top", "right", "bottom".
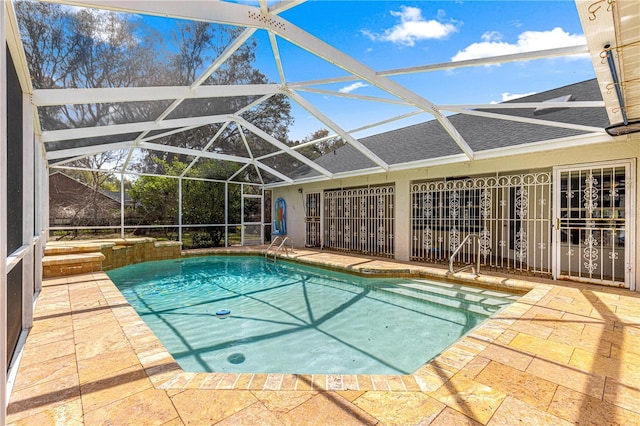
{"left": 293, "top": 79, "right": 608, "bottom": 178}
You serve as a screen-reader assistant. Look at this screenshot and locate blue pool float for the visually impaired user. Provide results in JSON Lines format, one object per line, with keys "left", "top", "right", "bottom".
{"left": 215, "top": 309, "right": 231, "bottom": 319}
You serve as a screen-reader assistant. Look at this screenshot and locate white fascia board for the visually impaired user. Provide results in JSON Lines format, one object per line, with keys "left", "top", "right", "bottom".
{"left": 287, "top": 90, "right": 390, "bottom": 170}
{"left": 442, "top": 106, "right": 607, "bottom": 133}
{"left": 472, "top": 132, "right": 614, "bottom": 160}
{"left": 139, "top": 141, "right": 253, "bottom": 165}
{"left": 32, "top": 84, "right": 280, "bottom": 107}
{"left": 41, "top": 114, "right": 233, "bottom": 143}
{"left": 388, "top": 154, "right": 471, "bottom": 172}
{"left": 236, "top": 117, "right": 334, "bottom": 178}
{"left": 46, "top": 141, "right": 132, "bottom": 160}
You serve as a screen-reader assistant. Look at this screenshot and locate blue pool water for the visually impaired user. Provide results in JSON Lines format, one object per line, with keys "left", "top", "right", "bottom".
{"left": 107, "top": 256, "right": 517, "bottom": 375}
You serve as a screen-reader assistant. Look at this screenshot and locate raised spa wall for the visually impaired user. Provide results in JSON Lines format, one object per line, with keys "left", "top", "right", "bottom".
{"left": 42, "top": 238, "right": 182, "bottom": 278}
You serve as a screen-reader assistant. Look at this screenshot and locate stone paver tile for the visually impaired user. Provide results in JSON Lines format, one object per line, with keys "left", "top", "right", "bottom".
{"left": 429, "top": 406, "right": 481, "bottom": 425}
{"left": 526, "top": 357, "right": 605, "bottom": 399}
{"left": 569, "top": 346, "right": 636, "bottom": 382}
{"left": 84, "top": 387, "right": 178, "bottom": 425}
{"left": 234, "top": 373, "right": 254, "bottom": 390}
{"left": 294, "top": 375, "right": 312, "bottom": 391}
{"left": 29, "top": 309, "right": 73, "bottom": 335}
{"left": 508, "top": 320, "right": 554, "bottom": 339}
{"left": 488, "top": 395, "right": 573, "bottom": 425}
{"left": 264, "top": 374, "right": 284, "bottom": 390}
{"left": 475, "top": 361, "right": 557, "bottom": 411}
{"left": 355, "top": 375, "right": 374, "bottom": 390}
{"left": 252, "top": 390, "right": 316, "bottom": 415}
{"left": 280, "top": 374, "right": 298, "bottom": 390}
{"left": 478, "top": 343, "right": 533, "bottom": 372}
{"left": 548, "top": 385, "right": 640, "bottom": 425}
{"left": 18, "top": 338, "right": 76, "bottom": 368}
{"left": 74, "top": 328, "right": 131, "bottom": 361}
{"left": 340, "top": 375, "right": 358, "bottom": 391}
{"left": 370, "top": 375, "right": 390, "bottom": 391}
{"left": 508, "top": 333, "right": 574, "bottom": 364}
{"left": 493, "top": 329, "right": 518, "bottom": 346}
{"left": 353, "top": 391, "right": 445, "bottom": 426}
{"left": 7, "top": 374, "right": 80, "bottom": 423}
{"left": 487, "top": 396, "right": 572, "bottom": 426}
{"left": 170, "top": 390, "right": 257, "bottom": 425}
{"left": 77, "top": 347, "right": 141, "bottom": 384}
{"left": 11, "top": 353, "right": 77, "bottom": 392}
{"left": 401, "top": 375, "right": 422, "bottom": 391}
{"left": 311, "top": 375, "right": 327, "bottom": 390}
{"left": 217, "top": 374, "right": 240, "bottom": 390}
{"left": 435, "top": 346, "right": 477, "bottom": 371}
{"left": 603, "top": 377, "right": 640, "bottom": 414}
{"left": 214, "top": 400, "right": 285, "bottom": 426}
{"left": 336, "top": 390, "right": 366, "bottom": 402}
{"left": 458, "top": 355, "right": 491, "bottom": 380}
{"left": 278, "top": 392, "right": 377, "bottom": 426}
{"left": 430, "top": 374, "right": 507, "bottom": 424}
{"left": 80, "top": 364, "right": 153, "bottom": 412}
{"left": 20, "top": 325, "right": 74, "bottom": 349}
{"left": 7, "top": 397, "right": 83, "bottom": 426}
{"left": 159, "top": 418, "right": 185, "bottom": 426}
{"left": 247, "top": 373, "right": 268, "bottom": 390}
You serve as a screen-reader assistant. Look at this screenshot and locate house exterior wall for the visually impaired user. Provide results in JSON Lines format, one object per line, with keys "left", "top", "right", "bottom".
{"left": 272, "top": 136, "right": 640, "bottom": 289}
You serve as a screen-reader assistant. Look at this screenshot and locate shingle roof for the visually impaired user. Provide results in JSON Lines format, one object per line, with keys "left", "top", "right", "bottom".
{"left": 303, "top": 79, "right": 607, "bottom": 178}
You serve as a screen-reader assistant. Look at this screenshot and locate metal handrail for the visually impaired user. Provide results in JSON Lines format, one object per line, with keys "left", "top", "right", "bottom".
{"left": 449, "top": 234, "right": 481, "bottom": 275}
{"left": 265, "top": 236, "right": 293, "bottom": 263}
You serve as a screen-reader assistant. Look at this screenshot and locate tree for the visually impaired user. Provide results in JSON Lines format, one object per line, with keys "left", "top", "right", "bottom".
{"left": 136, "top": 21, "right": 294, "bottom": 176}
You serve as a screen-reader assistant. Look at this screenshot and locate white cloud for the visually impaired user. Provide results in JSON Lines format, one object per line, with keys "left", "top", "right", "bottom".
{"left": 489, "top": 91, "right": 537, "bottom": 104}
{"left": 501, "top": 92, "right": 536, "bottom": 102}
{"left": 452, "top": 27, "right": 586, "bottom": 61}
{"left": 362, "top": 6, "right": 458, "bottom": 47}
{"left": 339, "top": 82, "right": 369, "bottom": 94}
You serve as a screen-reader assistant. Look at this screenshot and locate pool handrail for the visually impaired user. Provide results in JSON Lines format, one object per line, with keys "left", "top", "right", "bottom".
{"left": 265, "top": 236, "right": 294, "bottom": 263}
{"left": 449, "top": 234, "right": 482, "bottom": 275}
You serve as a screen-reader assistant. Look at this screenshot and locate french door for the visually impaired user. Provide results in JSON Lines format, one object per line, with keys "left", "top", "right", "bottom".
{"left": 553, "top": 160, "right": 635, "bottom": 289}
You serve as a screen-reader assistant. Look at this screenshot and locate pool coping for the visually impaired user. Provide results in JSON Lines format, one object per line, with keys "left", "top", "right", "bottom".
{"left": 101, "top": 248, "right": 552, "bottom": 393}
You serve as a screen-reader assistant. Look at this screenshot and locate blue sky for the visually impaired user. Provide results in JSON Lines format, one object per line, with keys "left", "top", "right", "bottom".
{"left": 241, "top": 1, "right": 595, "bottom": 141}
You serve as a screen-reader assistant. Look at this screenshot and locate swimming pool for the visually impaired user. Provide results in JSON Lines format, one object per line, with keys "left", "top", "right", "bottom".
{"left": 107, "top": 256, "right": 518, "bottom": 375}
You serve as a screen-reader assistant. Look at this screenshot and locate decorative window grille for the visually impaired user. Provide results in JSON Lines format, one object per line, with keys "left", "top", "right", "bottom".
{"left": 411, "top": 172, "right": 552, "bottom": 275}
{"left": 556, "top": 164, "right": 629, "bottom": 286}
{"left": 305, "top": 192, "right": 321, "bottom": 247}
{"left": 323, "top": 185, "right": 395, "bottom": 258}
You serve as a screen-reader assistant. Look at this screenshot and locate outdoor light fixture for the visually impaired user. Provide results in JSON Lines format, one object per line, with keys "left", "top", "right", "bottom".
{"left": 602, "top": 43, "right": 640, "bottom": 136}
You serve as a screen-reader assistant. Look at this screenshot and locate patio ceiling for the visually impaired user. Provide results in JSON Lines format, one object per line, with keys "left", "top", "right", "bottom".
{"left": 5, "top": 0, "right": 639, "bottom": 187}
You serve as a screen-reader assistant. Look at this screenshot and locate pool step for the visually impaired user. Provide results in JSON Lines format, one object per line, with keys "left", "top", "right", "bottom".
{"left": 376, "top": 280, "right": 517, "bottom": 316}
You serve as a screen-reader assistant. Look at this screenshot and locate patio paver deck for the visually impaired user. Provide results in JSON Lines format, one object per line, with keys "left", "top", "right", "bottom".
{"left": 7, "top": 249, "right": 640, "bottom": 425}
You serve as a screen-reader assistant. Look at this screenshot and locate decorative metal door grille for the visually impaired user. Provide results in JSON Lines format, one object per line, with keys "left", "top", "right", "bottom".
{"left": 305, "top": 192, "right": 321, "bottom": 247}
{"left": 323, "top": 185, "right": 395, "bottom": 257}
{"left": 411, "top": 172, "right": 552, "bottom": 275}
{"left": 555, "top": 162, "right": 631, "bottom": 287}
